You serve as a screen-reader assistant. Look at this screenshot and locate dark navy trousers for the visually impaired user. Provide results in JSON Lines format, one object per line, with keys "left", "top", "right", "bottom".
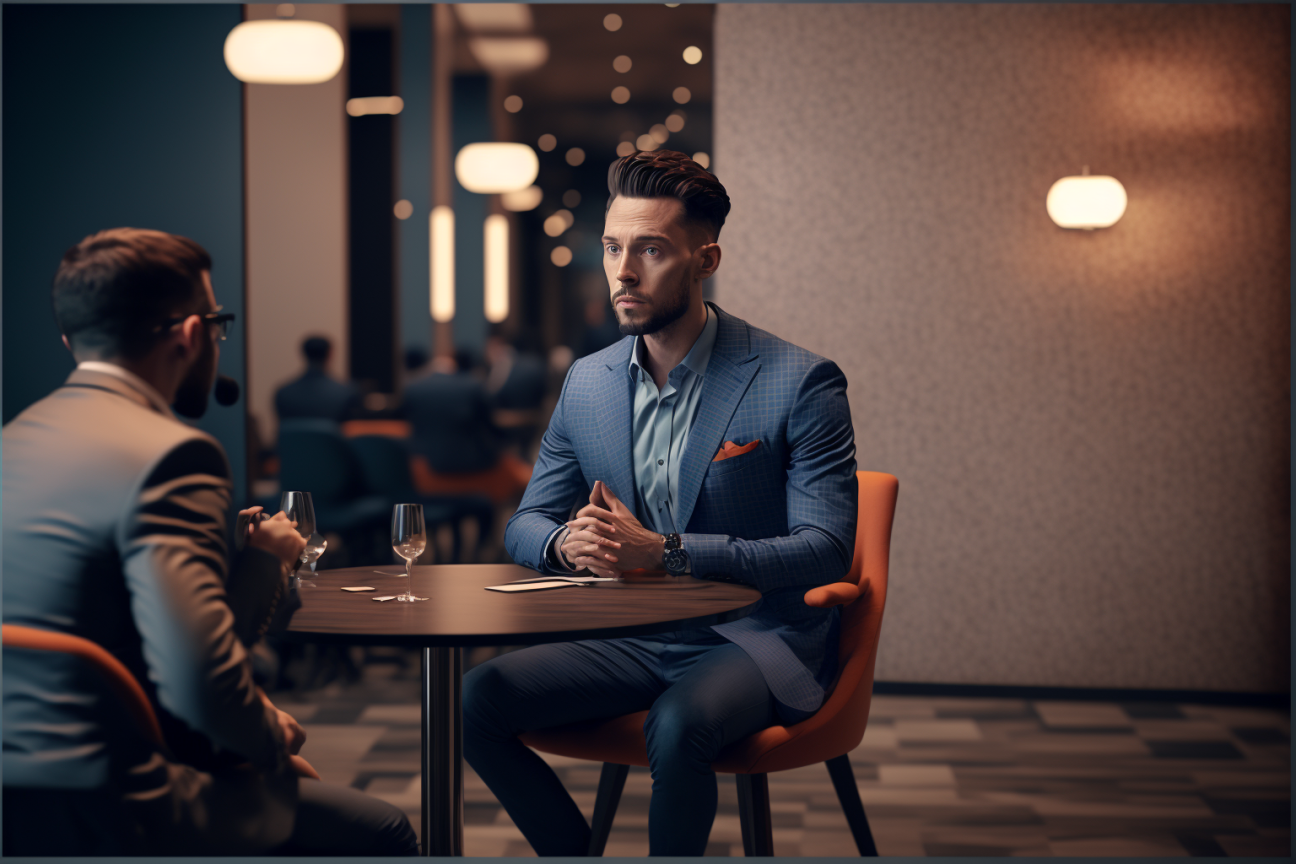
{"left": 462, "top": 628, "right": 779, "bottom": 856}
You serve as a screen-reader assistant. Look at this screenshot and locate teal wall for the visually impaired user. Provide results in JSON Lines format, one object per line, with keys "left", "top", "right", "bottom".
{"left": 3, "top": 4, "right": 248, "bottom": 504}
{"left": 398, "top": 4, "right": 433, "bottom": 361}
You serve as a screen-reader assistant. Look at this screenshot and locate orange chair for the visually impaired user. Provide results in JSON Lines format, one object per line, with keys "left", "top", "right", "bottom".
{"left": 519, "top": 470, "right": 898, "bottom": 856}
{"left": 1, "top": 624, "right": 320, "bottom": 781}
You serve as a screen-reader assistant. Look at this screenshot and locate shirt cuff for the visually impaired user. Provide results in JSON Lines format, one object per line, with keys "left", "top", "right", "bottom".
{"left": 544, "top": 525, "right": 577, "bottom": 572}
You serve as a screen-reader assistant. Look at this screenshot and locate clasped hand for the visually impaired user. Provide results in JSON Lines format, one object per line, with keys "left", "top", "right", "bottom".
{"left": 560, "top": 481, "right": 665, "bottom": 578}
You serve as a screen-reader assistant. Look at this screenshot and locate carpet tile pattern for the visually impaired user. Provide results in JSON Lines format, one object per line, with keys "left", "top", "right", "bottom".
{"left": 271, "top": 660, "right": 1289, "bottom": 857}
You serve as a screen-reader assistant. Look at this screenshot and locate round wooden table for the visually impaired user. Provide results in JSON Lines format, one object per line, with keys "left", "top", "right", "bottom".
{"left": 279, "top": 564, "right": 761, "bottom": 856}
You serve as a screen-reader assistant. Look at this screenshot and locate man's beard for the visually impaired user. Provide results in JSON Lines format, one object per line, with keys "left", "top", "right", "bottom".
{"left": 614, "top": 273, "right": 690, "bottom": 337}
{"left": 173, "top": 335, "right": 216, "bottom": 419}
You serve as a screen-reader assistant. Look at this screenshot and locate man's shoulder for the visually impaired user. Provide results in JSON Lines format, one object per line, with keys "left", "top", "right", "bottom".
{"left": 715, "top": 306, "right": 833, "bottom": 374}
{"left": 4, "top": 384, "right": 227, "bottom": 495}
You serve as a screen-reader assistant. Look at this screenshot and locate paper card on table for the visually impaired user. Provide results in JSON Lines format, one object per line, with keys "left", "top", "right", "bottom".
{"left": 485, "top": 581, "right": 580, "bottom": 593}
{"left": 372, "top": 595, "right": 399, "bottom": 602}
{"left": 341, "top": 586, "right": 375, "bottom": 592}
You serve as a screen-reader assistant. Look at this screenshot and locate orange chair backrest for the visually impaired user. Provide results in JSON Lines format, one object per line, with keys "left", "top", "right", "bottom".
{"left": 724, "top": 471, "right": 896, "bottom": 773}
{"left": 2, "top": 624, "right": 167, "bottom": 751}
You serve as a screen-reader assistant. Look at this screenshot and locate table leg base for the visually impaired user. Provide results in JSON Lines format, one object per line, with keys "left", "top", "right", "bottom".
{"left": 421, "top": 646, "right": 463, "bottom": 856}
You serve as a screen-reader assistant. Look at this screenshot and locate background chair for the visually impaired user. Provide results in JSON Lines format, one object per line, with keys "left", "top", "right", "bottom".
{"left": 519, "top": 470, "right": 898, "bottom": 857}
{"left": 348, "top": 433, "right": 495, "bottom": 563}
{"left": 271, "top": 419, "right": 390, "bottom": 564}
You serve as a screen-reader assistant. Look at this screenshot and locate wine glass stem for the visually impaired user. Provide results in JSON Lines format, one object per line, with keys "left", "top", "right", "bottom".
{"left": 404, "top": 557, "right": 413, "bottom": 599}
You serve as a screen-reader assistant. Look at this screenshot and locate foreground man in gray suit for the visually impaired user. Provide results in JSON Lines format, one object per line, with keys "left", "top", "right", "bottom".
{"left": 2, "top": 228, "right": 416, "bottom": 855}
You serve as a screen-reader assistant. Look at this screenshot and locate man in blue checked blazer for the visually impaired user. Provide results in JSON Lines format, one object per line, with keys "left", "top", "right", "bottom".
{"left": 463, "top": 151, "right": 857, "bottom": 856}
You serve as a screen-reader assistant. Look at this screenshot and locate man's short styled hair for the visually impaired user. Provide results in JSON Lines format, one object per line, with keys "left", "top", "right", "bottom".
{"left": 606, "top": 150, "right": 731, "bottom": 242}
{"left": 52, "top": 227, "right": 212, "bottom": 359}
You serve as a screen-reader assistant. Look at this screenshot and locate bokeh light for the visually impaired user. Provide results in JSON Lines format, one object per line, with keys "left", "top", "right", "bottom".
{"left": 693, "top": 152, "right": 710, "bottom": 169}
{"left": 543, "top": 215, "right": 565, "bottom": 237}
{"left": 613, "top": 55, "right": 632, "bottom": 73}
{"left": 650, "top": 124, "right": 669, "bottom": 143}
{"left": 537, "top": 133, "right": 557, "bottom": 152}
{"left": 565, "top": 147, "right": 586, "bottom": 167}
{"left": 501, "top": 185, "right": 543, "bottom": 211}
{"left": 665, "top": 112, "right": 685, "bottom": 133}
{"left": 551, "top": 246, "right": 573, "bottom": 267}
{"left": 616, "top": 141, "right": 636, "bottom": 157}
{"left": 503, "top": 95, "right": 523, "bottom": 113}
{"left": 672, "top": 86, "right": 691, "bottom": 104}
{"left": 603, "top": 14, "right": 622, "bottom": 32}
{"left": 611, "top": 86, "right": 631, "bottom": 105}
{"left": 563, "top": 189, "right": 582, "bottom": 208}
{"left": 682, "top": 46, "right": 703, "bottom": 65}
{"left": 393, "top": 199, "right": 413, "bottom": 220}
{"left": 636, "top": 133, "right": 657, "bottom": 151}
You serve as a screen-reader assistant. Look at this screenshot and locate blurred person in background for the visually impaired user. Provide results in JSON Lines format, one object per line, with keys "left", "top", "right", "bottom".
{"left": 486, "top": 329, "right": 549, "bottom": 460}
{"left": 2, "top": 228, "right": 416, "bottom": 855}
{"left": 274, "top": 335, "right": 361, "bottom": 424}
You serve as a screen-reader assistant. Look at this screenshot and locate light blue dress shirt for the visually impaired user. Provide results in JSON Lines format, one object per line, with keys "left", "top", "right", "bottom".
{"left": 628, "top": 305, "right": 719, "bottom": 536}
{"left": 547, "top": 306, "right": 719, "bottom": 568}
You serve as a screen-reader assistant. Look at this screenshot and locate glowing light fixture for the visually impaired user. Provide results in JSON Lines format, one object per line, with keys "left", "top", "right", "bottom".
{"left": 455, "top": 3, "right": 533, "bottom": 33}
{"left": 224, "top": 19, "right": 344, "bottom": 84}
{"left": 502, "top": 185, "right": 543, "bottom": 212}
{"left": 468, "top": 37, "right": 549, "bottom": 75}
{"left": 455, "top": 143, "right": 539, "bottom": 194}
{"left": 347, "top": 96, "right": 403, "bottom": 117}
{"left": 431, "top": 207, "right": 455, "bottom": 322}
{"left": 1046, "top": 170, "right": 1128, "bottom": 229}
{"left": 484, "top": 215, "right": 509, "bottom": 323}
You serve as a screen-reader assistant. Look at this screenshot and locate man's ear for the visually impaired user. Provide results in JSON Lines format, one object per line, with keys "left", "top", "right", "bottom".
{"left": 696, "top": 242, "right": 722, "bottom": 280}
{"left": 177, "top": 314, "right": 204, "bottom": 358}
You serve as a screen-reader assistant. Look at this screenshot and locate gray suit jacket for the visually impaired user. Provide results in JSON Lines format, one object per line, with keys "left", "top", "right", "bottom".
{"left": 2, "top": 368, "right": 297, "bottom": 853}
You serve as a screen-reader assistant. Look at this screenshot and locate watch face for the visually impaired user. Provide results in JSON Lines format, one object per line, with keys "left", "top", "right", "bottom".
{"left": 664, "top": 548, "right": 688, "bottom": 574}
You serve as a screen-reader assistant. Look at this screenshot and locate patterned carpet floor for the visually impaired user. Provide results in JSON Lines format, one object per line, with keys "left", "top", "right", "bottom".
{"left": 269, "top": 649, "right": 1290, "bottom": 857}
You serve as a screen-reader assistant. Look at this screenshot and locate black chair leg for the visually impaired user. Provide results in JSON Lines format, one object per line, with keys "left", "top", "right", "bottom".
{"left": 735, "top": 773, "right": 774, "bottom": 856}
{"left": 588, "top": 763, "right": 629, "bottom": 856}
{"left": 825, "top": 754, "right": 878, "bottom": 856}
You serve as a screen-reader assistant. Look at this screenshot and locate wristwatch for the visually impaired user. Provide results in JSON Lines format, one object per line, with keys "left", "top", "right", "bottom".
{"left": 662, "top": 533, "right": 690, "bottom": 576}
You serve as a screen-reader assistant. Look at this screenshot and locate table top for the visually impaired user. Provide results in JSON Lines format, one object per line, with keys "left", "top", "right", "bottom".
{"left": 279, "top": 564, "right": 762, "bottom": 647}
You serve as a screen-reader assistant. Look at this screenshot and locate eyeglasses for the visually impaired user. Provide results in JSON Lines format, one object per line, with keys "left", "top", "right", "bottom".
{"left": 155, "top": 308, "right": 237, "bottom": 341}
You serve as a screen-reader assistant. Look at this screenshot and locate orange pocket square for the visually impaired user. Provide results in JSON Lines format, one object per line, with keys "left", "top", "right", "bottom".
{"left": 713, "top": 440, "right": 760, "bottom": 462}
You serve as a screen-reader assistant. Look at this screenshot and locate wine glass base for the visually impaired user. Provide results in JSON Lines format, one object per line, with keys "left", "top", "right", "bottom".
{"left": 395, "top": 595, "right": 429, "bottom": 602}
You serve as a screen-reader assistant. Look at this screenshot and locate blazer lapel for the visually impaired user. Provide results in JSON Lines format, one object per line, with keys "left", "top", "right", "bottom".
{"left": 675, "top": 307, "right": 760, "bottom": 532}
{"left": 598, "top": 338, "right": 638, "bottom": 520}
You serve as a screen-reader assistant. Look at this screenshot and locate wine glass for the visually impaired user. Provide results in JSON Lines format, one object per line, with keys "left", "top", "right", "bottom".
{"left": 391, "top": 503, "right": 428, "bottom": 603}
{"left": 280, "top": 491, "right": 320, "bottom": 588}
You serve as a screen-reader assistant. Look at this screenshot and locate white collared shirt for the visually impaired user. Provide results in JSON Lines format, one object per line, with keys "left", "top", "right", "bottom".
{"left": 76, "top": 361, "right": 176, "bottom": 419}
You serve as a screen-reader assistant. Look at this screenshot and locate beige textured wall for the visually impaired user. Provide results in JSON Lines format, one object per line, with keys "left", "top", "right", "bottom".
{"left": 714, "top": 4, "right": 1290, "bottom": 691}
{"left": 245, "top": 4, "right": 349, "bottom": 446}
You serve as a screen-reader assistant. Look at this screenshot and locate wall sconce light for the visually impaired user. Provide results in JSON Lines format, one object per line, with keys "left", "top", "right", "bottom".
{"left": 454, "top": 143, "right": 539, "bottom": 194}
{"left": 484, "top": 215, "right": 509, "bottom": 323}
{"left": 430, "top": 206, "right": 455, "bottom": 322}
{"left": 223, "top": 19, "right": 344, "bottom": 85}
{"left": 1046, "top": 168, "right": 1127, "bottom": 230}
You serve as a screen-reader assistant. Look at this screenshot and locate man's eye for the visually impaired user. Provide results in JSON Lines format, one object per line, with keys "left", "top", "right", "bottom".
{"left": 606, "top": 245, "right": 619, "bottom": 255}
{"left": 644, "top": 247, "right": 659, "bottom": 256}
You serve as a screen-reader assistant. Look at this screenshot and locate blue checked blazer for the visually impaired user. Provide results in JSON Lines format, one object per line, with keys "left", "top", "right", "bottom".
{"left": 506, "top": 303, "right": 858, "bottom": 720}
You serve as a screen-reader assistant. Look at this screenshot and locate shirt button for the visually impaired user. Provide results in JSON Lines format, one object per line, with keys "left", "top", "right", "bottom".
{"left": 657, "top": 459, "right": 664, "bottom": 465}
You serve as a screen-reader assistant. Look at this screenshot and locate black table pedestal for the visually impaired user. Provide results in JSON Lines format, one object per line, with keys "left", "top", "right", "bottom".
{"left": 421, "top": 647, "right": 463, "bottom": 856}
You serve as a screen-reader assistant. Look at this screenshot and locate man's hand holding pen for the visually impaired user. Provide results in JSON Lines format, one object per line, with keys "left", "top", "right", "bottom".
{"left": 560, "top": 480, "right": 666, "bottom": 578}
